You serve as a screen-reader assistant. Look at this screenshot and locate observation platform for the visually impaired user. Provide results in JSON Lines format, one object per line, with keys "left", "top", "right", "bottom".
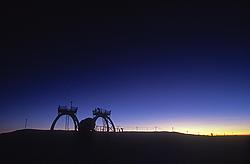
{"left": 58, "top": 105, "right": 78, "bottom": 115}
{"left": 93, "top": 108, "right": 111, "bottom": 116}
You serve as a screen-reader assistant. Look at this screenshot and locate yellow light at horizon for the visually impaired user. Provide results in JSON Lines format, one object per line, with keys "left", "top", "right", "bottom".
{"left": 158, "top": 119, "right": 250, "bottom": 136}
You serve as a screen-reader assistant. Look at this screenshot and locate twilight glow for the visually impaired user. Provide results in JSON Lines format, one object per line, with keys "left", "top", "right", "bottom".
{"left": 1, "top": 2, "right": 249, "bottom": 135}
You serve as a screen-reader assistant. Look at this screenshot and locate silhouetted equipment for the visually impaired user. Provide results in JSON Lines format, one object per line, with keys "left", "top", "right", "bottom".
{"left": 93, "top": 108, "right": 116, "bottom": 132}
{"left": 50, "top": 105, "right": 79, "bottom": 131}
{"left": 79, "top": 118, "right": 95, "bottom": 132}
{"left": 50, "top": 105, "right": 116, "bottom": 132}
{"left": 116, "top": 126, "right": 124, "bottom": 132}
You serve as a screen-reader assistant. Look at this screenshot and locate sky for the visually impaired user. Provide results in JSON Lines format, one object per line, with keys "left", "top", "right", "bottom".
{"left": 1, "top": 1, "right": 250, "bottom": 135}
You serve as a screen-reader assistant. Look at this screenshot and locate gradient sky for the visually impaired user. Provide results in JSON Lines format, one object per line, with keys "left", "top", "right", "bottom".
{"left": 1, "top": 1, "right": 250, "bottom": 134}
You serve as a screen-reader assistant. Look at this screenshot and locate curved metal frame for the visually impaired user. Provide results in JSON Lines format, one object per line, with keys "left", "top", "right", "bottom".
{"left": 93, "top": 115, "right": 116, "bottom": 132}
{"left": 50, "top": 113, "right": 79, "bottom": 131}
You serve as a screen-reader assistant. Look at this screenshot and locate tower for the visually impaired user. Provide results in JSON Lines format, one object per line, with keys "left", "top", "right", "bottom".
{"left": 50, "top": 104, "right": 79, "bottom": 131}
{"left": 92, "top": 108, "right": 116, "bottom": 132}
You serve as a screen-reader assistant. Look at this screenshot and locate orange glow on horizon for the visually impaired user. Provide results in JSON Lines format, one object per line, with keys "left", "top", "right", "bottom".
{"left": 121, "top": 128, "right": 250, "bottom": 136}
{"left": 123, "top": 118, "right": 250, "bottom": 136}
{"left": 157, "top": 121, "right": 250, "bottom": 136}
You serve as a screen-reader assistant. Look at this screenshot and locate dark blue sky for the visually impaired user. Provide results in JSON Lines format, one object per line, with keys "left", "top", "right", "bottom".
{"left": 1, "top": 1, "right": 250, "bottom": 134}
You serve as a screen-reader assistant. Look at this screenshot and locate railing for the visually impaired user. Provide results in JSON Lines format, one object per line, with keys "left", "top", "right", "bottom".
{"left": 93, "top": 108, "right": 111, "bottom": 116}
{"left": 58, "top": 105, "right": 78, "bottom": 114}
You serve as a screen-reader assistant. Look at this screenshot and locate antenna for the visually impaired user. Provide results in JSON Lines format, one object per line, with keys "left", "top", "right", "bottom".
{"left": 65, "top": 115, "right": 69, "bottom": 130}
{"left": 64, "top": 101, "right": 73, "bottom": 130}
{"left": 24, "top": 118, "right": 28, "bottom": 129}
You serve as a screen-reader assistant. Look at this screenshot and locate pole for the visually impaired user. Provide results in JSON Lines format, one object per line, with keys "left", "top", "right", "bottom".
{"left": 25, "top": 118, "right": 28, "bottom": 129}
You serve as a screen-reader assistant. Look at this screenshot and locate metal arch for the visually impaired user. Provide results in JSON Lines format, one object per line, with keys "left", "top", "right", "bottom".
{"left": 50, "top": 113, "right": 79, "bottom": 131}
{"left": 106, "top": 116, "right": 116, "bottom": 132}
{"left": 93, "top": 115, "right": 115, "bottom": 132}
{"left": 93, "top": 116, "right": 109, "bottom": 132}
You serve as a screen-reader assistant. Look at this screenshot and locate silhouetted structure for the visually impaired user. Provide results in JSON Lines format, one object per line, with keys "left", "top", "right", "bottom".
{"left": 24, "top": 118, "right": 28, "bottom": 129}
{"left": 78, "top": 118, "right": 95, "bottom": 132}
{"left": 50, "top": 106, "right": 116, "bottom": 132}
{"left": 93, "top": 108, "right": 116, "bottom": 132}
{"left": 50, "top": 105, "right": 79, "bottom": 130}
